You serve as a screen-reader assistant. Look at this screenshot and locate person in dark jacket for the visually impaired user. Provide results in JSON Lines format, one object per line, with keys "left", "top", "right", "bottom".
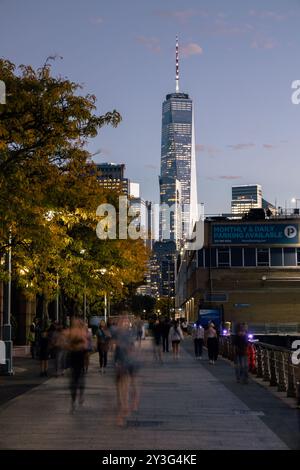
{"left": 233, "top": 326, "right": 249, "bottom": 384}
{"left": 161, "top": 317, "right": 171, "bottom": 353}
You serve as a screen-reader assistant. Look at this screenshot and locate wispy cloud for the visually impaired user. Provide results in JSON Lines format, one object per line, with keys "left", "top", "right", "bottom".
{"left": 136, "top": 36, "right": 161, "bottom": 53}
{"left": 251, "top": 35, "right": 277, "bottom": 50}
{"left": 181, "top": 42, "right": 203, "bottom": 58}
{"left": 89, "top": 17, "right": 104, "bottom": 25}
{"left": 196, "top": 144, "right": 219, "bottom": 157}
{"left": 228, "top": 143, "right": 255, "bottom": 151}
{"left": 249, "top": 10, "right": 289, "bottom": 21}
{"left": 219, "top": 175, "right": 242, "bottom": 180}
{"left": 263, "top": 144, "right": 276, "bottom": 149}
{"left": 154, "top": 9, "right": 208, "bottom": 22}
{"left": 212, "top": 18, "right": 254, "bottom": 36}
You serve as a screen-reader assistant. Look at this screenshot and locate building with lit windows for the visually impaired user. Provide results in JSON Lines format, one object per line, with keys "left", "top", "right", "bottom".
{"left": 176, "top": 215, "right": 300, "bottom": 334}
{"left": 159, "top": 38, "right": 198, "bottom": 242}
{"left": 96, "top": 163, "right": 129, "bottom": 195}
{"left": 231, "top": 184, "right": 262, "bottom": 215}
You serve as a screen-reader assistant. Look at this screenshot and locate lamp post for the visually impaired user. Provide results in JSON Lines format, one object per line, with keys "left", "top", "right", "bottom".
{"left": 291, "top": 198, "right": 300, "bottom": 212}
{"left": 3, "top": 232, "right": 13, "bottom": 375}
{"left": 80, "top": 249, "right": 87, "bottom": 322}
{"left": 55, "top": 273, "right": 59, "bottom": 323}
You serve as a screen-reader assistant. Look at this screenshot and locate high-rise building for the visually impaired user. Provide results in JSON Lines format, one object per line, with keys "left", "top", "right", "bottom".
{"left": 231, "top": 184, "right": 262, "bottom": 215}
{"left": 96, "top": 162, "right": 129, "bottom": 195}
{"left": 159, "top": 37, "right": 198, "bottom": 242}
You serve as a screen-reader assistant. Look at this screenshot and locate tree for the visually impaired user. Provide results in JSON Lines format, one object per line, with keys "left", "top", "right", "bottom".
{"left": 0, "top": 59, "right": 148, "bottom": 320}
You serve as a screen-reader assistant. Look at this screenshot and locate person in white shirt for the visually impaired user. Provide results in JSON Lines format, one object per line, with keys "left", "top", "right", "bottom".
{"left": 168, "top": 320, "right": 184, "bottom": 359}
{"left": 191, "top": 321, "right": 204, "bottom": 359}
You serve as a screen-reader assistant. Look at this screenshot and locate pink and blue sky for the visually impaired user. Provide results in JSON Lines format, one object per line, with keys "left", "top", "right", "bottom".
{"left": 1, "top": 0, "right": 300, "bottom": 213}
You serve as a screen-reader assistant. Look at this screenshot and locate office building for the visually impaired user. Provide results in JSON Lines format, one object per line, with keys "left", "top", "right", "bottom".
{"left": 96, "top": 162, "right": 129, "bottom": 195}
{"left": 231, "top": 184, "right": 262, "bottom": 215}
{"left": 159, "top": 37, "right": 198, "bottom": 242}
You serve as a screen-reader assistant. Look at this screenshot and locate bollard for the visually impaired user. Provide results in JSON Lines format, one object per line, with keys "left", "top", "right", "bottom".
{"left": 269, "top": 350, "right": 277, "bottom": 387}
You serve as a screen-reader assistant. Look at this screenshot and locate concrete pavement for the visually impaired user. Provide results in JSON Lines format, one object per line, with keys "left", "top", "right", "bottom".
{"left": 0, "top": 338, "right": 294, "bottom": 450}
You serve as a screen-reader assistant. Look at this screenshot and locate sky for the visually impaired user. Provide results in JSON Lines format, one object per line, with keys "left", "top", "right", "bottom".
{"left": 1, "top": 0, "right": 300, "bottom": 214}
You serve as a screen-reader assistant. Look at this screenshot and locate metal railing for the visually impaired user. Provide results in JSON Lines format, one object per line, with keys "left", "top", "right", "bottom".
{"left": 219, "top": 336, "right": 300, "bottom": 406}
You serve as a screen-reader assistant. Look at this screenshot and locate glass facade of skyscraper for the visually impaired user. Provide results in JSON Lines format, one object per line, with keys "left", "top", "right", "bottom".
{"left": 159, "top": 92, "right": 198, "bottom": 241}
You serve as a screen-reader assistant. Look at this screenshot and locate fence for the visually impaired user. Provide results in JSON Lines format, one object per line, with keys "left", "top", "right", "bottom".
{"left": 219, "top": 336, "right": 300, "bottom": 406}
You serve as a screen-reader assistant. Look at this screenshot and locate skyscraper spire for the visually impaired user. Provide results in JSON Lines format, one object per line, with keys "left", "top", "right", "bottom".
{"left": 175, "top": 36, "right": 179, "bottom": 93}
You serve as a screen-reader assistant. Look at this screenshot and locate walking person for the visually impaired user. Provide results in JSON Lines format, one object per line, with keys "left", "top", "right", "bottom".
{"left": 114, "top": 316, "right": 141, "bottom": 426}
{"left": 135, "top": 316, "right": 144, "bottom": 347}
{"left": 39, "top": 327, "right": 49, "bottom": 377}
{"left": 192, "top": 321, "right": 204, "bottom": 359}
{"left": 152, "top": 318, "right": 163, "bottom": 363}
{"left": 206, "top": 322, "right": 218, "bottom": 364}
{"left": 66, "top": 318, "right": 88, "bottom": 413}
{"left": 97, "top": 319, "right": 112, "bottom": 374}
{"left": 161, "top": 317, "right": 171, "bottom": 353}
{"left": 52, "top": 324, "right": 66, "bottom": 377}
{"left": 233, "top": 325, "right": 249, "bottom": 384}
{"left": 168, "top": 320, "right": 184, "bottom": 359}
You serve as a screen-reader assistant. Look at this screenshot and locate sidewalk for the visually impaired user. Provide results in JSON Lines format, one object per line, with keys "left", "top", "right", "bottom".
{"left": 0, "top": 338, "right": 292, "bottom": 450}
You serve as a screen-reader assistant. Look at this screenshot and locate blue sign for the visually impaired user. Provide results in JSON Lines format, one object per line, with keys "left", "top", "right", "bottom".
{"left": 212, "top": 223, "right": 299, "bottom": 245}
{"left": 198, "top": 309, "right": 222, "bottom": 329}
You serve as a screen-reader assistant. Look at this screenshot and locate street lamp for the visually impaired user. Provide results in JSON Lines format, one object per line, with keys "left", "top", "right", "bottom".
{"left": 291, "top": 198, "right": 300, "bottom": 212}
{"left": 94, "top": 268, "right": 108, "bottom": 322}
{"left": 80, "top": 249, "right": 87, "bottom": 321}
{"left": 2, "top": 232, "right": 13, "bottom": 375}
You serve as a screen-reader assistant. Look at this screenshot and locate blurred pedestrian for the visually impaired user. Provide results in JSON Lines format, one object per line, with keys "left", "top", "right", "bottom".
{"left": 152, "top": 318, "right": 163, "bottom": 363}
{"left": 114, "top": 316, "right": 141, "bottom": 426}
{"left": 52, "top": 324, "right": 66, "bottom": 377}
{"left": 84, "top": 325, "right": 94, "bottom": 373}
{"left": 168, "top": 320, "right": 184, "bottom": 359}
{"left": 66, "top": 318, "right": 88, "bottom": 412}
{"left": 161, "top": 317, "right": 171, "bottom": 353}
{"left": 206, "top": 322, "right": 218, "bottom": 364}
{"left": 39, "top": 328, "right": 49, "bottom": 377}
{"left": 135, "top": 316, "right": 144, "bottom": 346}
{"left": 192, "top": 321, "right": 204, "bottom": 359}
{"left": 233, "top": 325, "right": 249, "bottom": 384}
{"left": 97, "top": 320, "right": 112, "bottom": 374}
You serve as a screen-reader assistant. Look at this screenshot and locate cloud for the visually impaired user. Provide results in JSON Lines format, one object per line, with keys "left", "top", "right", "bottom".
{"left": 228, "top": 143, "right": 255, "bottom": 150}
{"left": 90, "top": 17, "right": 104, "bottom": 25}
{"left": 154, "top": 9, "right": 208, "bottom": 22}
{"left": 251, "top": 35, "right": 277, "bottom": 50}
{"left": 249, "top": 10, "right": 289, "bottom": 21}
{"left": 263, "top": 144, "right": 276, "bottom": 149}
{"left": 212, "top": 19, "right": 254, "bottom": 36}
{"left": 136, "top": 36, "right": 161, "bottom": 53}
{"left": 181, "top": 42, "right": 203, "bottom": 58}
{"left": 219, "top": 175, "right": 242, "bottom": 180}
{"left": 196, "top": 144, "right": 219, "bottom": 157}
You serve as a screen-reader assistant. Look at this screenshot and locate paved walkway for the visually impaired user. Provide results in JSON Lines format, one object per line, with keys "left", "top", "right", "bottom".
{"left": 0, "top": 338, "right": 297, "bottom": 450}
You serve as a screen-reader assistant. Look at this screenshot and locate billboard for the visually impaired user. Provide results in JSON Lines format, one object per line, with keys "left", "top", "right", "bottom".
{"left": 198, "top": 309, "right": 222, "bottom": 329}
{"left": 212, "top": 223, "right": 299, "bottom": 245}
